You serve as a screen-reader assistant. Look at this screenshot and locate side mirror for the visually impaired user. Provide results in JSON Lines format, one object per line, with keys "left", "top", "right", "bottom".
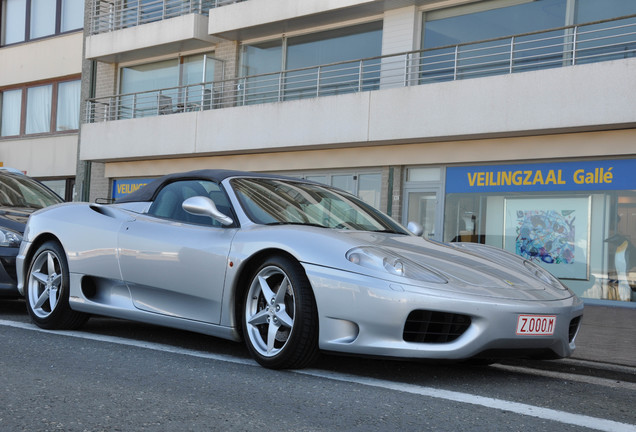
{"left": 182, "top": 196, "right": 234, "bottom": 226}
{"left": 407, "top": 221, "right": 424, "bottom": 236}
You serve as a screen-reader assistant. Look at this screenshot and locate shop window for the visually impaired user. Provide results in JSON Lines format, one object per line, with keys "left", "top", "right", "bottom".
{"left": 443, "top": 160, "right": 636, "bottom": 303}
{"left": 1, "top": 0, "right": 85, "bottom": 46}
{"left": 299, "top": 171, "right": 382, "bottom": 209}
{"left": 0, "top": 78, "right": 81, "bottom": 138}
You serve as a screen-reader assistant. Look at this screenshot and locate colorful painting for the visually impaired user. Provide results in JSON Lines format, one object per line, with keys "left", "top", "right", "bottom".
{"left": 504, "top": 197, "right": 590, "bottom": 280}
{"left": 514, "top": 209, "right": 575, "bottom": 265}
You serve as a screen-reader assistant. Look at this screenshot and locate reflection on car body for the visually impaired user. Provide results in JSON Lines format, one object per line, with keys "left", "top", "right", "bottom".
{"left": 16, "top": 170, "right": 583, "bottom": 369}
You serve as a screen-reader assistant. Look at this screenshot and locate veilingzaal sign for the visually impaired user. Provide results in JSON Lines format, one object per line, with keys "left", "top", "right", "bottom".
{"left": 446, "top": 159, "right": 633, "bottom": 193}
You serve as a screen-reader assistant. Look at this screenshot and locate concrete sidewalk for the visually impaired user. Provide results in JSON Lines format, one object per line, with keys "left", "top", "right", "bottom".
{"left": 571, "top": 304, "right": 635, "bottom": 368}
{"left": 508, "top": 304, "right": 636, "bottom": 383}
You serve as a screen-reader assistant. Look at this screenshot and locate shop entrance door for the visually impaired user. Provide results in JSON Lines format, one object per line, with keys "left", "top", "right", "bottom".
{"left": 405, "top": 189, "right": 443, "bottom": 241}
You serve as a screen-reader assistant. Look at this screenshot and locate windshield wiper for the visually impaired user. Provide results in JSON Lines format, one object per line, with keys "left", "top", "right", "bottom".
{"left": 370, "top": 229, "right": 408, "bottom": 235}
{"left": 265, "top": 221, "right": 328, "bottom": 228}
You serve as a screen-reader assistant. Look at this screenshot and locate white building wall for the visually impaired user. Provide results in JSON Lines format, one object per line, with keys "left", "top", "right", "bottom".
{"left": 0, "top": 33, "right": 83, "bottom": 87}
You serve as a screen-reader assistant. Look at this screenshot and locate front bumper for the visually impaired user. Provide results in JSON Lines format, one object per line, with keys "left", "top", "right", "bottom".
{"left": 304, "top": 263, "right": 584, "bottom": 361}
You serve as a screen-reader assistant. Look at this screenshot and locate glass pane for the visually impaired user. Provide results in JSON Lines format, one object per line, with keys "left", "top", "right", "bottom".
{"left": 332, "top": 175, "right": 354, "bottom": 194}
{"left": 121, "top": 59, "right": 179, "bottom": 93}
{"left": 423, "top": 0, "right": 567, "bottom": 48}
{"left": 421, "top": 0, "right": 568, "bottom": 82}
{"left": 241, "top": 41, "right": 283, "bottom": 104}
{"left": 407, "top": 167, "right": 441, "bottom": 182}
{"left": 39, "top": 179, "right": 66, "bottom": 198}
{"left": 4, "top": 0, "right": 26, "bottom": 44}
{"left": 305, "top": 175, "right": 328, "bottom": 185}
{"left": 358, "top": 173, "right": 382, "bottom": 209}
{"left": 30, "top": 0, "right": 57, "bottom": 39}
{"left": 183, "top": 55, "right": 205, "bottom": 86}
{"left": 407, "top": 192, "right": 437, "bottom": 239}
{"left": 1, "top": 89, "right": 22, "bottom": 136}
{"left": 285, "top": 22, "right": 382, "bottom": 99}
{"left": 575, "top": 0, "right": 636, "bottom": 22}
{"left": 574, "top": 1, "right": 636, "bottom": 65}
{"left": 26, "top": 85, "right": 52, "bottom": 134}
{"left": 56, "top": 80, "right": 81, "bottom": 131}
{"left": 61, "top": 0, "right": 85, "bottom": 32}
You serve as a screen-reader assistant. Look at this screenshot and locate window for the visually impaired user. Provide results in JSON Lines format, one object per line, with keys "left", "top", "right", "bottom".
{"left": 240, "top": 22, "right": 383, "bottom": 103}
{"left": 56, "top": 80, "right": 81, "bottom": 131}
{"left": 0, "top": 89, "right": 22, "bottom": 136}
{"left": 420, "top": 0, "right": 636, "bottom": 81}
{"left": 118, "top": 53, "right": 222, "bottom": 118}
{"left": 573, "top": 0, "right": 636, "bottom": 64}
{"left": 3, "top": 0, "right": 27, "bottom": 45}
{"left": 0, "top": 79, "right": 81, "bottom": 138}
{"left": 1, "top": 0, "right": 84, "bottom": 46}
{"left": 299, "top": 171, "right": 382, "bottom": 209}
{"left": 25, "top": 85, "right": 52, "bottom": 134}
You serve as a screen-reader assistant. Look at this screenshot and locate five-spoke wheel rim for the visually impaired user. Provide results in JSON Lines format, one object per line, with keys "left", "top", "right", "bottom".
{"left": 27, "top": 250, "right": 63, "bottom": 319}
{"left": 245, "top": 265, "right": 296, "bottom": 358}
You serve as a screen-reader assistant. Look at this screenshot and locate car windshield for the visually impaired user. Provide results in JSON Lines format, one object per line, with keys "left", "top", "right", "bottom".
{"left": 0, "top": 174, "right": 63, "bottom": 209}
{"left": 231, "top": 178, "right": 408, "bottom": 234}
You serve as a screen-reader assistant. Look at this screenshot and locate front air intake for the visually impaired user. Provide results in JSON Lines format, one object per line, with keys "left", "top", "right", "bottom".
{"left": 403, "top": 310, "right": 471, "bottom": 343}
{"left": 568, "top": 316, "right": 582, "bottom": 342}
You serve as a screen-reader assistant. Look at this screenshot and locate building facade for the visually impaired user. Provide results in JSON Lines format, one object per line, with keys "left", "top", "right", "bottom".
{"left": 4, "top": 0, "right": 636, "bottom": 307}
{"left": 0, "top": 0, "right": 84, "bottom": 200}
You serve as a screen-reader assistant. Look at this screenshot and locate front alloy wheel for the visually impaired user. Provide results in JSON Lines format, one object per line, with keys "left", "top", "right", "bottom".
{"left": 25, "top": 241, "right": 88, "bottom": 329}
{"left": 243, "top": 256, "right": 318, "bottom": 369}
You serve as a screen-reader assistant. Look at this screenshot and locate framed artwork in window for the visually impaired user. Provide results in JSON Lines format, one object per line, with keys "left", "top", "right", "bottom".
{"left": 503, "top": 196, "right": 591, "bottom": 280}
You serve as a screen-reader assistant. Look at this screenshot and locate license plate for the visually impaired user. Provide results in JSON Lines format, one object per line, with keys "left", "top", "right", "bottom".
{"left": 516, "top": 315, "right": 556, "bottom": 336}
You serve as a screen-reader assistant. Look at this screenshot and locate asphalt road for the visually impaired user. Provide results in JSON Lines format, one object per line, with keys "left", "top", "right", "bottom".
{"left": 1, "top": 299, "right": 634, "bottom": 432}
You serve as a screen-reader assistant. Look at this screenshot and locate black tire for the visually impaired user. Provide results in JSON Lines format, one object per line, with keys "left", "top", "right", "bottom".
{"left": 25, "top": 241, "right": 89, "bottom": 330}
{"left": 242, "top": 255, "right": 319, "bottom": 369}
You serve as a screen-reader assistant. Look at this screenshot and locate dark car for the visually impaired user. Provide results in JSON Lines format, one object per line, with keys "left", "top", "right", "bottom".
{"left": 0, "top": 168, "right": 63, "bottom": 297}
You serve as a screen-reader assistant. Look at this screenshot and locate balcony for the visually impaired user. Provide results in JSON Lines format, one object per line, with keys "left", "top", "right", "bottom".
{"left": 86, "top": 16, "right": 636, "bottom": 123}
{"left": 86, "top": 0, "right": 234, "bottom": 62}
{"left": 89, "top": 0, "right": 241, "bottom": 35}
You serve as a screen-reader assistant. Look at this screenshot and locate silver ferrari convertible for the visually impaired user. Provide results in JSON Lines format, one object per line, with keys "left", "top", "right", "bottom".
{"left": 16, "top": 170, "right": 583, "bottom": 369}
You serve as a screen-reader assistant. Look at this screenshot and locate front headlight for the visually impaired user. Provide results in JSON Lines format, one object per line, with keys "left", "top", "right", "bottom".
{"left": 0, "top": 227, "right": 22, "bottom": 248}
{"left": 523, "top": 260, "right": 567, "bottom": 290}
{"left": 346, "top": 246, "right": 447, "bottom": 283}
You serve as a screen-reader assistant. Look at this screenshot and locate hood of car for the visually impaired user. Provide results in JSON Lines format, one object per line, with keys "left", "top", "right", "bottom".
{"left": 322, "top": 230, "right": 574, "bottom": 301}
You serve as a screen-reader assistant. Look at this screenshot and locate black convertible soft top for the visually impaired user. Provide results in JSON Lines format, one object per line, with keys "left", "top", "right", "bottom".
{"left": 114, "top": 169, "right": 298, "bottom": 204}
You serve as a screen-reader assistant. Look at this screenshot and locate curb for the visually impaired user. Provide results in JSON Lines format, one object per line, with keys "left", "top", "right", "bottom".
{"left": 501, "top": 358, "right": 636, "bottom": 383}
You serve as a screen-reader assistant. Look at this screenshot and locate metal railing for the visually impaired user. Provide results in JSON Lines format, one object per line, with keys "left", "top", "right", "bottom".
{"left": 89, "top": 0, "right": 242, "bottom": 35}
{"left": 86, "top": 15, "right": 636, "bottom": 123}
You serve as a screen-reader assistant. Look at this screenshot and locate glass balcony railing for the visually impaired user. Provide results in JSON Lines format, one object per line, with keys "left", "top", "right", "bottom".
{"left": 89, "top": 0, "right": 242, "bottom": 35}
{"left": 86, "top": 15, "right": 636, "bottom": 123}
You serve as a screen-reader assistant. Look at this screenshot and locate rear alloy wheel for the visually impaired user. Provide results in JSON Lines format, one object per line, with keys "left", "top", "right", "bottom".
{"left": 25, "top": 241, "right": 88, "bottom": 330}
{"left": 243, "top": 256, "right": 319, "bottom": 369}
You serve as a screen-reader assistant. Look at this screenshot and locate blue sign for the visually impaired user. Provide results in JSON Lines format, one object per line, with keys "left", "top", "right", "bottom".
{"left": 112, "top": 178, "right": 154, "bottom": 199}
{"left": 446, "top": 159, "right": 636, "bottom": 193}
